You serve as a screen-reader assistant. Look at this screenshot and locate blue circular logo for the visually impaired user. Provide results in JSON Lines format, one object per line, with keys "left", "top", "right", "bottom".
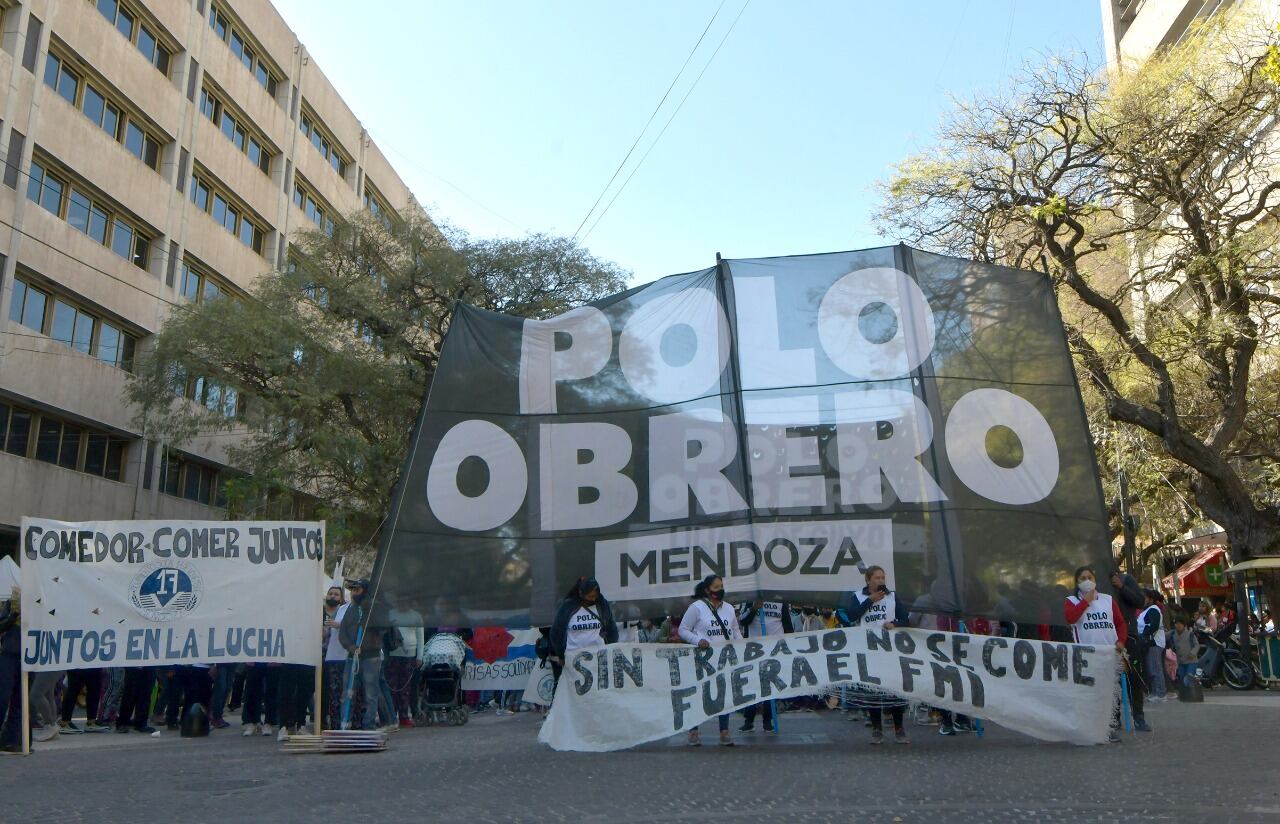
{"left": 130, "top": 563, "right": 203, "bottom": 622}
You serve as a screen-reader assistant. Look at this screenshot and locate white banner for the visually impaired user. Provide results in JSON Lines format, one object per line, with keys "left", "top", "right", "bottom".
{"left": 461, "top": 628, "right": 540, "bottom": 691}
{"left": 539, "top": 627, "right": 1117, "bottom": 751}
{"left": 20, "top": 518, "right": 325, "bottom": 672}
{"left": 522, "top": 659, "right": 557, "bottom": 706}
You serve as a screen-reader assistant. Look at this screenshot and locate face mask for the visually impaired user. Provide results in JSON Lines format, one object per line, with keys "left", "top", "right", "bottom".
{"left": 802, "top": 608, "right": 815, "bottom": 616}
{"left": 708, "top": 589, "right": 723, "bottom": 601}
{"left": 1078, "top": 579, "right": 1096, "bottom": 595}
{"left": 325, "top": 598, "right": 340, "bottom": 607}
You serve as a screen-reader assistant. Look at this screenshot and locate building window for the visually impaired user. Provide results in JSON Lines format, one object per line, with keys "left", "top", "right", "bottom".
{"left": 299, "top": 111, "right": 349, "bottom": 180}
{"left": 208, "top": 4, "right": 278, "bottom": 96}
{"left": 43, "top": 53, "right": 80, "bottom": 106}
{"left": 189, "top": 171, "right": 267, "bottom": 255}
{"left": 293, "top": 179, "right": 336, "bottom": 236}
{"left": 8, "top": 279, "right": 49, "bottom": 332}
{"left": 9, "top": 276, "right": 139, "bottom": 371}
{"left": 96, "top": 0, "right": 171, "bottom": 75}
{"left": 363, "top": 182, "right": 397, "bottom": 229}
{"left": 0, "top": 400, "right": 128, "bottom": 480}
{"left": 179, "top": 260, "right": 229, "bottom": 304}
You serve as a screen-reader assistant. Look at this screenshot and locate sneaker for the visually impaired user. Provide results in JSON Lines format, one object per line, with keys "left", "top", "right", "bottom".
{"left": 276, "top": 726, "right": 289, "bottom": 742}
{"left": 211, "top": 718, "right": 230, "bottom": 730}
{"left": 242, "top": 724, "right": 258, "bottom": 737}
{"left": 954, "top": 719, "right": 973, "bottom": 733}
{"left": 764, "top": 726, "right": 777, "bottom": 735}
{"left": 938, "top": 723, "right": 955, "bottom": 736}
{"left": 261, "top": 724, "right": 274, "bottom": 736}
{"left": 738, "top": 723, "right": 754, "bottom": 733}
{"left": 33, "top": 725, "right": 59, "bottom": 742}
{"left": 380, "top": 723, "right": 400, "bottom": 733}
{"left": 399, "top": 718, "right": 415, "bottom": 729}
{"left": 59, "top": 721, "right": 84, "bottom": 734}
{"left": 870, "top": 729, "right": 883, "bottom": 745}
{"left": 84, "top": 720, "right": 109, "bottom": 733}
{"left": 894, "top": 728, "right": 909, "bottom": 745}
{"left": 1107, "top": 730, "right": 1122, "bottom": 744}
{"left": 495, "top": 708, "right": 514, "bottom": 717}
{"left": 472, "top": 704, "right": 488, "bottom": 714}
{"left": 115, "top": 725, "right": 130, "bottom": 734}
{"left": 135, "top": 725, "right": 157, "bottom": 735}
{"left": 1134, "top": 719, "right": 1152, "bottom": 732}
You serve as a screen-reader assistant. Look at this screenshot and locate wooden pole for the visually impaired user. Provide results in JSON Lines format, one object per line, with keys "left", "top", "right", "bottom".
{"left": 314, "top": 648, "right": 324, "bottom": 735}
{"left": 20, "top": 664, "right": 30, "bottom": 756}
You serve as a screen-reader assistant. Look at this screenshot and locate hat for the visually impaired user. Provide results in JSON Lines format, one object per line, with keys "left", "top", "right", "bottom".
{"left": 345, "top": 578, "right": 370, "bottom": 590}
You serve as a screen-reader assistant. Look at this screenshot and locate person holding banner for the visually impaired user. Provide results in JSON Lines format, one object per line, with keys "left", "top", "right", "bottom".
{"left": 836, "top": 566, "right": 911, "bottom": 745}
{"left": 678, "top": 575, "right": 742, "bottom": 747}
{"left": 1065, "top": 566, "right": 1127, "bottom": 744}
{"left": 339, "top": 579, "right": 385, "bottom": 731}
{"left": 737, "top": 598, "right": 793, "bottom": 734}
{"left": 549, "top": 577, "right": 619, "bottom": 688}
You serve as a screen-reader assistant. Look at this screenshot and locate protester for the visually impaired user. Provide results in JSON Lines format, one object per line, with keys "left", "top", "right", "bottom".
{"left": 1108, "top": 569, "right": 1151, "bottom": 733}
{"left": 339, "top": 579, "right": 385, "bottom": 731}
{"left": 1066, "top": 566, "right": 1127, "bottom": 743}
{"left": 114, "top": 667, "right": 157, "bottom": 735}
{"left": 1169, "top": 617, "right": 1202, "bottom": 686}
{"left": 1138, "top": 589, "right": 1167, "bottom": 701}
{"left": 638, "top": 618, "right": 663, "bottom": 643}
{"left": 208, "top": 665, "right": 232, "bottom": 730}
{"left": 836, "top": 566, "right": 912, "bottom": 744}
{"left": 240, "top": 663, "right": 281, "bottom": 736}
{"left": 678, "top": 575, "right": 742, "bottom": 746}
{"left": 58, "top": 667, "right": 106, "bottom": 733}
{"left": 386, "top": 600, "right": 424, "bottom": 728}
{"left": 550, "top": 577, "right": 619, "bottom": 687}
{"left": 0, "top": 591, "right": 21, "bottom": 753}
{"left": 1195, "top": 602, "right": 1216, "bottom": 632}
{"left": 737, "top": 598, "right": 793, "bottom": 733}
{"left": 322, "top": 586, "right": 348, "bottom": 730}
{"left": 276, "top": 662, "right": 314, "bottom": 740}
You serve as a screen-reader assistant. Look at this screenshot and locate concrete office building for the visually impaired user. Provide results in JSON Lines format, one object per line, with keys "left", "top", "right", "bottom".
{"left": 1101, "top": 0, "right": 1242, "bottom": 65}
{"left": 0, "top": 0, "right": 422, "bottom": 557}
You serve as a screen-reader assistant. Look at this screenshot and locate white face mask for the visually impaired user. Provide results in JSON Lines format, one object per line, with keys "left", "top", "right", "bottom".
{"left": 1078, "top": 579, "right": 1096, "bottom": 595}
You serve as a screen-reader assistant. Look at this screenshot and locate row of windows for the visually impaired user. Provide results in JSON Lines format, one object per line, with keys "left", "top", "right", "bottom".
{"left": 9, "top": 278, "right": 137, "bottom": 371}
{"left": 171, "top": 366, "right": 243, "bottom": 421}
{"left": 159, "top": 449, "right": 228, "bottom": 507}
{"left": 189, "top": 172, "right": 267, "bottom": 255}
{"left": 93, "top": 0, "right": 170, "bottom": 74}
{"left": 293, "top": 179, "right": 335, "bottom": 236}
{"left": 208, "top": 4, "right": 278, "bottom": 97}
{"left": 27, "top": 158, "right": 151, "bottom": 270}
{"left": 363, "top": 184, "right": 395, "bottom": 230}
{"left": 0, "top": 401, "right": 128, "bottom": 482}
{"left": 179, "top": 260, "right": 229, "bottom": 304}
{"left": 299, "top": 112, "right": 348, "bottom": 178}
{"left": 44, "top": 52, "right": 162, "bottom": 171}
{"left": 199, "top": 86, "right": 273, "bottom": 175}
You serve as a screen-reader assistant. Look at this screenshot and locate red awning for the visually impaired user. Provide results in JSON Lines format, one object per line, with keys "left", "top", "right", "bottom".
{"left": 1162, "top": 547, "right": 1232, "bottom": 597}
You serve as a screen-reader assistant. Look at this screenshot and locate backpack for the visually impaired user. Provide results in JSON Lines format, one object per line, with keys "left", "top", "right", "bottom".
{"left": 382, "top": 626, "right": 404, "bottom": 654}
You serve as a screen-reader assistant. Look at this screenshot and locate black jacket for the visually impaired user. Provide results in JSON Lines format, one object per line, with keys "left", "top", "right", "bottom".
{"left": 550, "top": 597, "right": 618, "bottom": 658}
{"left": 0, "top": 602, "right": 18, "bottom": 657}
{"left": 1112, "top": 573, "right": 1145, "bottom": 636}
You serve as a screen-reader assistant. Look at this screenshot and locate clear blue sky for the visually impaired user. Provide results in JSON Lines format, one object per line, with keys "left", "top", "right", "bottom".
{"left": 272, "top": 1, "right": 1103, "bottom": 285}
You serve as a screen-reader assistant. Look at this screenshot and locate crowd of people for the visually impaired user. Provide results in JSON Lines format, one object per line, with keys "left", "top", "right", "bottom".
{"left": 0, "top": 564, "right": 1274, "bottom": 754}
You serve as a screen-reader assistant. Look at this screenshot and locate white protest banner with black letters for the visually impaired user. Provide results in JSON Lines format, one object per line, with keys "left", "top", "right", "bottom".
{"left": 20, "top": 518, "right": 325, "bottom": 671}
{"left": 539, "top": 627, "right": 1117, "bottom": 751}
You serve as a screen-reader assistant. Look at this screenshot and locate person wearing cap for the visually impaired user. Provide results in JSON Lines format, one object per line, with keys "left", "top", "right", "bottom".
{"left": 549, "top": 578, "right": 619, "bottom": 689}
{"left": 339, "top": 579, "right": 385, "bottom": 730}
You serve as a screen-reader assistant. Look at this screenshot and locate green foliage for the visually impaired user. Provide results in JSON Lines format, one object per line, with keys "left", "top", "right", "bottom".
{"left": 127, "top": 215, "right": 627, "bottom": 551}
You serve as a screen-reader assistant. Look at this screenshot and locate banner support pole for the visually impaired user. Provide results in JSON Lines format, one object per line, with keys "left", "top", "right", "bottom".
{"left": 20, "top": 661, "right": 30, "bottom": 755}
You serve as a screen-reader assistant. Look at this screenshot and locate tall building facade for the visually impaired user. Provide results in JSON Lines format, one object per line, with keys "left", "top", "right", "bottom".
{"left": 0, "top": 0, "right": 422, "bottom": 556}
{"left": 1100, "top": 0, "right": 1238, "bottom": 65}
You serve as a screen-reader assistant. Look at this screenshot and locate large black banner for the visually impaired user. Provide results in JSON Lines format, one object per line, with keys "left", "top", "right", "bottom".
{"left": 371, "top": 246, "right": 1110, "bottom": 627}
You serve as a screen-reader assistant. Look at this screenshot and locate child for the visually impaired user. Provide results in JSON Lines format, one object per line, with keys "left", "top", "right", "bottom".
{"left": 1169, "top": 617, "right": 1202, "bottom": 685}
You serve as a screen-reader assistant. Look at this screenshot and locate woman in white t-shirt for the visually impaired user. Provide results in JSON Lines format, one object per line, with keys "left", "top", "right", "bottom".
{"left": 678, "top": 575, "right": 743, "bottom": 747}
{"left": 549, "top": 578, "right": 619, "bottom": 689}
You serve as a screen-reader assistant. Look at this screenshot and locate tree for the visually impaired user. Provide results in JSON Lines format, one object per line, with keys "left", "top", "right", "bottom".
{"left": 127, "top": 214, "right": 627, "bottom": 566}
{"left": 875, "top": 10, "right": 1280, "bottom": 612}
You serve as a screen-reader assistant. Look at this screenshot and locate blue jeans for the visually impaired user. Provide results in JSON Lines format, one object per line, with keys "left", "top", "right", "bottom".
{"left": 1145, "top": 646, "right": 1166, "bottom": 697}
{"left": 1176, "top": 662, "right": 1197, "bottom": 683}
{"left": 210, "top": 666, "right": 231, "bottom": 721}
{"left": 357, "top": 657, "right": 382, "bottom": 731}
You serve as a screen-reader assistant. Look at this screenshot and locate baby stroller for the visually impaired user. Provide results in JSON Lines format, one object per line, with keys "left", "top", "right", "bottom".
{"left": 420, "top": 632, "right": 468, "bottom": 726}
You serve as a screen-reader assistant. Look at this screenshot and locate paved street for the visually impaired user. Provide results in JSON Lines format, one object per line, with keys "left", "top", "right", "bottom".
{"left": 4, "top": 690, "right": 1278, "bottom": 823}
